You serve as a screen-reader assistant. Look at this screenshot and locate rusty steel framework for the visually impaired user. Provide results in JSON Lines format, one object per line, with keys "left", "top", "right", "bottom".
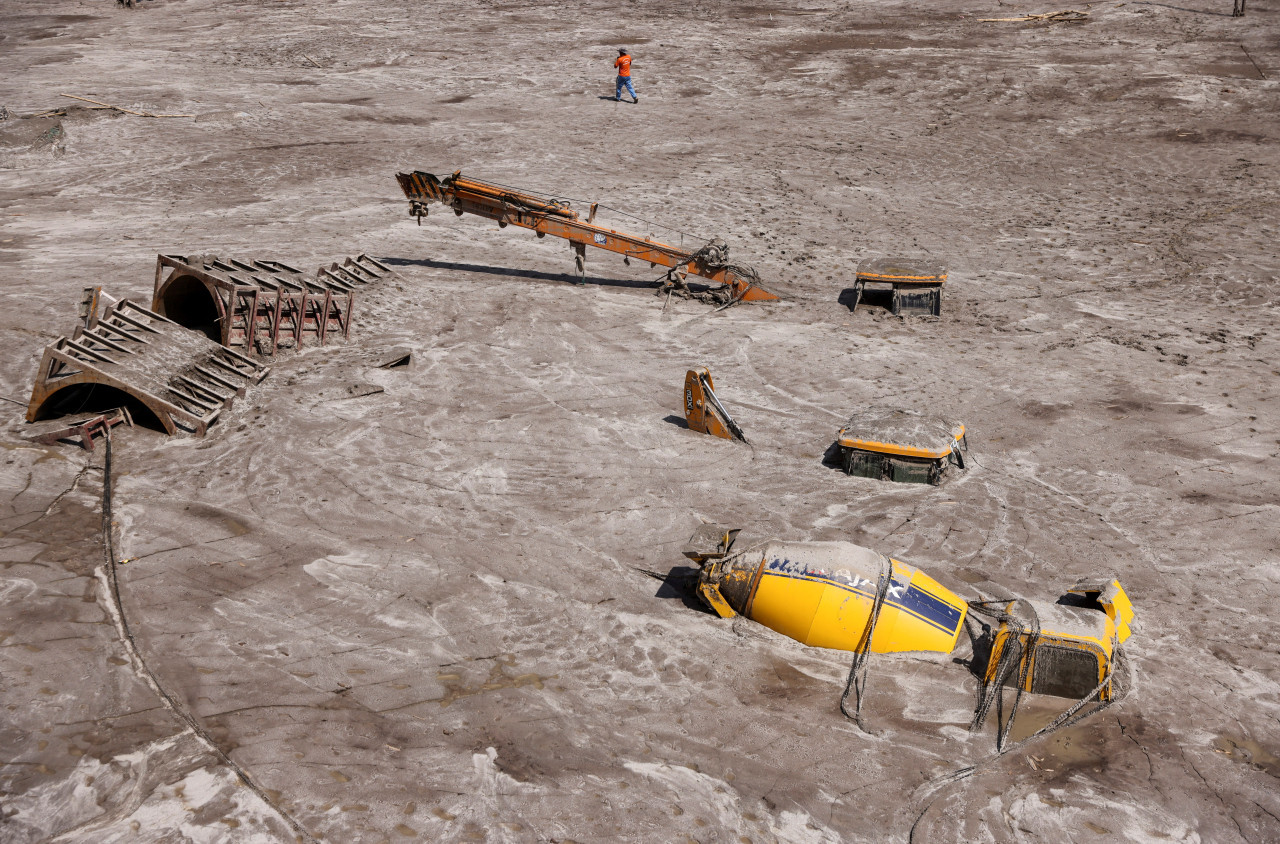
{"left": 27, "top": 298, "right": 268, "bottom": 436}
{"left": 26, "top": 407, "right": 132, "bottom": 452}
{"left": 152, "top": 253, "right": 398, "bottom": 355}
{"left": 396, "top": 170, "right": 779, "bottom": 305}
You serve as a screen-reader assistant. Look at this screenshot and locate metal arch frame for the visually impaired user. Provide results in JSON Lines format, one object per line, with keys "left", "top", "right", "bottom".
{"left": 27, "top": 299, "right": 269, "bottom": 436}
{"left": 152, "top": 254, "right": 395, "bottom": 355}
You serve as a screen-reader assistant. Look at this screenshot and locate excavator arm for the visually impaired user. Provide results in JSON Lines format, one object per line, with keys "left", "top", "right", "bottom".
{"left": 396, "top": 170, "right": 779, "bottom": 304}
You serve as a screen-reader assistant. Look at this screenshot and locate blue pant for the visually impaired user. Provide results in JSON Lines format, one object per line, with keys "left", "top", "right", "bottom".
{"left": 616, "top": 75, "right": 636, "bottom": 100}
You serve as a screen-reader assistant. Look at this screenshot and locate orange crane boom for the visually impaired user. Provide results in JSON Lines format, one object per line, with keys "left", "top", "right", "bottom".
{"left": 395, "top": 171, "right": 779, "bottom": 304}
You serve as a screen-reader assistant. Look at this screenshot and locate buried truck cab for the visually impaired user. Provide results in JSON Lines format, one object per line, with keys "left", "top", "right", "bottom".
{"left": 981, "top": 579, "right": 1134, "bottom": 702}
{"left": 836, "top": 410, "right": 966, "bottom": 485}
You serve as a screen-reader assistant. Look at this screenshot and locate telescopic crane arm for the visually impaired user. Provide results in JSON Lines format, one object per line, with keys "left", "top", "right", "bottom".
{"left": 395, "top": 170, "right": 779, "bottom": 304}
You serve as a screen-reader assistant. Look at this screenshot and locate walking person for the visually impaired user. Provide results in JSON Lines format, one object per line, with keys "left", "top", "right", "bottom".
{"left": 614, "top": 48, "right": 638, "bottom": 103}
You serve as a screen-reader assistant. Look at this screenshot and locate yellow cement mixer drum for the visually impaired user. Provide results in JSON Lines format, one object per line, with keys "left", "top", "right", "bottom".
{"left": 700, "top": 541, "right": 967, "bottom": 655}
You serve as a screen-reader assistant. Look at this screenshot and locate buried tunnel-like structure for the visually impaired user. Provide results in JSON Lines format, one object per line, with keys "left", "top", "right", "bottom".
{"left": 154, "top": 270, "right": 222, "bottom": 341}
{"left": 152, "top": 253, "right": 399, "bottom": 355}
{"left": 25, "top": 253, "right": 398, "bottom": 439}
{"left": 26, "top": 299, "right": 269, "bottom": 436}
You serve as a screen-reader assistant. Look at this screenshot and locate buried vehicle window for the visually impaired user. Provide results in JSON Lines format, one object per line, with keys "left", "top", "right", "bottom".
{"left": 1031, "top": 644, "right": 1102, "bottom": 700}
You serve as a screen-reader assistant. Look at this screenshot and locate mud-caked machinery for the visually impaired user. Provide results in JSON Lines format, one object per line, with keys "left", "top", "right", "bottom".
{"left": 396, "top": 170, "right": 779, "bottom": 306}
{"left": 682, "top": 525, "right": 1133, "bottom": 742}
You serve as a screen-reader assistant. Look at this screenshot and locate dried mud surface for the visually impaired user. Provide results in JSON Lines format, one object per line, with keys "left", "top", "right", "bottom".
{"left": 2, "top": 0, "right": 1279, "bottom": 842}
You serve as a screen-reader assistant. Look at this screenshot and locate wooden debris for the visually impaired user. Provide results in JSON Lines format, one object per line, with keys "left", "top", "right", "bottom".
{"left": 1241, "top": 45, "right": 1267, "bottom": 80}
{"left": 58, "top": 94, "right": 194, "bottom": 118}
{"left": 26, "top": 407, "right": 132, "bottom": 452}
{"left": 980, "top": 9, "right": 1089, "bottom": 22}
{"left": 303, "top": 54, "right": 323, "bottom": 68}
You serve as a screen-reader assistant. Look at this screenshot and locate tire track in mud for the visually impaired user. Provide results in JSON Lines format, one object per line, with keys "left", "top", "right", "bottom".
{"left": 95, "top": 433, "right": 320, "bottom": 844}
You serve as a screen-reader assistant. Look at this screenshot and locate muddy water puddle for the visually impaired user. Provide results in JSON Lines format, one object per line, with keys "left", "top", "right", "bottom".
{"left": 1002, "top": 697, "right": 1109, "bottom": 773}
{"left": 436, "top": 654, "right": 557, "bottom": 707}
{"left": 1213, "top": 733, "right": 1280, "bottom": 778}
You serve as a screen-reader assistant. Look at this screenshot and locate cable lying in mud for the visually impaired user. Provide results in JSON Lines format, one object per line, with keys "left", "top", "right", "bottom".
{"left": 96, "top": 430, "right": 319, "bottom": 844}
{"left": 907, "top": 644, "right": 1130, "bottom": 842}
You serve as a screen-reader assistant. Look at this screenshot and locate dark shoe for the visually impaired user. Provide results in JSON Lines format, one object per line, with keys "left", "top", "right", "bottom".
{"left": 614, "top": 96, "right": 620, "bottom": 101}
{"left": 633, "top": 97, "right": 639, "bottom": 104}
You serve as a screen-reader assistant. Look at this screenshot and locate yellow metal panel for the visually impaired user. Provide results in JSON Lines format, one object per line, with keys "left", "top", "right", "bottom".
{"left": 1103, "top": 580, "right": 1134, "bottom": 643}
{"left": 698, "top": 582, "right": 737, "bottom": 619}
{"left": 1065, "top": 579, "right": 1135, "bottom": 644}
{"left": 749, "top": 572, "right": 827, "bottom": 644}
{"left": 804, "top": 582, "right": 875, "bottom": 651}
{"left": 871, "top": 571, "right": 968, "bottom": 654}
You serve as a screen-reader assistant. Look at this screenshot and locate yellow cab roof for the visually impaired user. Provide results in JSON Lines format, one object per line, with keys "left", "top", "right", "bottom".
{"left": 838, "top": 410, "right": 964, "bottom": 459}
{"left": 1018, "top": 599, "right": 1116, "bottom": 655}
{"left": 856, "top": 257, "right": 948, "bottom": 285}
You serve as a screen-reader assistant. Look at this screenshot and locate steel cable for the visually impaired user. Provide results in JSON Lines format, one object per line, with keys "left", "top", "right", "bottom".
{"left": 839, "top": 554, "right": 895, "bottom": 731}
{"left": 908, "top": 606, "right": 1128, "bottom": 841}
{"left": 98, "top": 430, "right": 319, "bottom": 844}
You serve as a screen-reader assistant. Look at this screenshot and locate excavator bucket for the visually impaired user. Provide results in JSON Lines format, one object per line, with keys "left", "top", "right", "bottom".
{"left": 683, "top": 368, "right": 746, "bottom": 443}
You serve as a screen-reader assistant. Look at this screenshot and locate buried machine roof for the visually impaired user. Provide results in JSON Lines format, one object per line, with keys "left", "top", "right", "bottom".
{"left": 855, "top": 257, "right": 948, "bottom": 284}
{"left": 838, "top": 409, "right": 964, "bottom": 459}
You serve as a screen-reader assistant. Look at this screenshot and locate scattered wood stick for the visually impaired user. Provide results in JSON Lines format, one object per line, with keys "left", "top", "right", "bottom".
{"left": 1240, "top": 45, "right": 1266, "bottom": 80}
{"left": 60, "top": 93, "right": 153, "bottom": 116}
{"left": 303, "top": 54, "right": 323, "bottom": 68}
{"left": 57, "top": 93, "right": 194, "bottom": 118}
{"left": 980, "top": 9, "right": 1088, "bottom": 21}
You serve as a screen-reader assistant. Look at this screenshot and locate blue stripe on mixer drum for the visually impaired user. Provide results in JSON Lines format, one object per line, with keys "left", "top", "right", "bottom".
{"left": 895, "top": 583, "right": 964, "bottom": 633}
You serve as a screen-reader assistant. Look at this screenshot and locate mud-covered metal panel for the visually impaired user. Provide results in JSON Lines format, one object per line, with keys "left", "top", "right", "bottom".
{"left": 888, "top": 457, "right": 936, "bottom": 485}
{"left": 715, "top": 560, "right": 760, "bottom": 611}
{"left": 837, "top": 410, "right": 964, "bottom": 459}
{"left": 843, "top": 448, "right": 887, "bottom": 479}
{"left": 892, "top": 284, "right": 942, "bottom": 316}
{"left": 26, "top": 299, "right": 268, "bottom": 437}
{"left": 856, "top": 258, "right": 948, "bottom": 284}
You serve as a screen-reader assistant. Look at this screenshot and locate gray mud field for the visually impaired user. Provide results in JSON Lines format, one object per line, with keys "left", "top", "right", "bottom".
{"left": 2, "top": 1, "right": 1279, "bottom": 842}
